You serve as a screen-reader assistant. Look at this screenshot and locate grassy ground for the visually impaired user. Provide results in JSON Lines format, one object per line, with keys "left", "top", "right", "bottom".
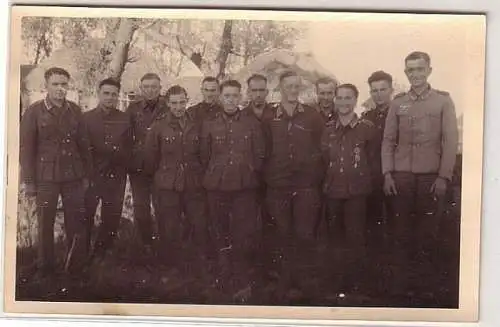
{"left": 14, "top": 193, "right": 460, "bottom": 308}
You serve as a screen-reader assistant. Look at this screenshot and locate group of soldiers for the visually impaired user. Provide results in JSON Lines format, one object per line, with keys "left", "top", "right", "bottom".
{"left": 20, "top": 50, "right": 459, "bottom": 302}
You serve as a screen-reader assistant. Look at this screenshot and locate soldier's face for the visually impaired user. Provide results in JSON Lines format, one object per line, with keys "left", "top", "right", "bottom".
{"left": 45, "top": 74, "right": 69, "bottom": 102}
{"left": 168, "top": 93, "right": 188, "bottom": 118}
{"left": 98, "top": 84, "right": 120, "bottom": 109}
{"left": 335, "top": 87, "right": 357, "bottom": 116}
{"left": 280, "top": 75, "right": 301, "bottom": 102}
{"left": 369, "top": 80, "right": 393, "bottom": 106}
{"left": 220, "top": 86, "right": 241, "bottom": 114}
{"left": 316, "top": 82, "right": 336, "bottom": 107}
{"left": 405, "top": 58, "right": 432, "bottom": 87}
{"left": 201, "top": 81, "right": 219, "bottom": 104}
{"left": 140, "top": 78, "right": 161, "bottom": 100}
{"left": 248, "top": 79, "right": 269, "bottom": 106}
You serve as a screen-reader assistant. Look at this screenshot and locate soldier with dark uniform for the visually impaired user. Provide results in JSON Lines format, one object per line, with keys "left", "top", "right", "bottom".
{"left": 262, "top": 70, "right": 325, "bottom": 299}
{"left": 361, "top": 70, "right": 395, "bottom": 245}
{"left": 83, "top": 78, "right": 133, "bottom": 263}
{"left": 243, "top": 74, "right": 275, "bottom": 122}
{"left": 315, "top": 77, "right": 338, "bottom": 124}
{"left": 126, "top": 73, "right": 168, "bottom": 254}
{"left": 187, "top": 76, "right": 223, "bottom": 124}
{"left": 143, "top": 85, "right": 207, "bottom": 271}
{"left": 20, "top": 67, "right": 92, "bottom": 278}
{"left": 321, "top": 83, "right": 377, "bottom": 294}
{"left": 200, "top": 79, "right": 266, "bottom": 301}
{"left": 242, "top": 73, "right": 275, "bottom": 277}
{"left": 382, "top": 51, "right": 459, "bottom": 297}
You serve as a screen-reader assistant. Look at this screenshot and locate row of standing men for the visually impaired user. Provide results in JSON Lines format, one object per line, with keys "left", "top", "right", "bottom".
{"left": 19, "top": 50, "right": 459, "bottom": 300}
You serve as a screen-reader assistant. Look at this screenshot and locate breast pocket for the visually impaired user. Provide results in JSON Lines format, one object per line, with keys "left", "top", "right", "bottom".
{"left": 423, "top": 111, "right": 442, "bottom": 138}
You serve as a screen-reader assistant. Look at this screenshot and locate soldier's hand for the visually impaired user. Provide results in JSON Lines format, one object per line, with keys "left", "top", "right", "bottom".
{"left": 24, "top": 183, "right": 37, "bottom": 197}
{"left": 430, "top": 177, "right": 447, "bottom": 198}
{"left": 383, "top": 174, "right": 398, "bottom": 196}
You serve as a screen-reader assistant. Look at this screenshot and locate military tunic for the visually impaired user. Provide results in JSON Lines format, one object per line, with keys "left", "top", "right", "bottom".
{"left": 187, "top": 101, "right": 223, "bottom": 124}
{"left": 126, "top": 96, "right": 168, "bottom": 246}
{"left": 320, "top": 114, "right": 377, "bottom": 292}
{"left": 83, "top": 106, "right": 133, "bottom": 257}
{"left": 20, "top": 97, "right": 92, "bottom": 274}
{"left": 144, "top": 111, "right": 207, "bottom": 264}
{"left": 381, "top": 85, "right": 459, "bottom": 294}
{"left": 361, "top": 104, "right": 394, "bottom": 238}
{"left": 200, "top": 110, "right": 266, "bottom": 290}
{"left": 261, "top": 102, "right": 325, "bottom": 292}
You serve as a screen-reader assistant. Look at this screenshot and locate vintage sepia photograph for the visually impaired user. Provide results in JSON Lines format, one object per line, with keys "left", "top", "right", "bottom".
{"left": 3, "top": 5, "right": 485, "bottom": 323}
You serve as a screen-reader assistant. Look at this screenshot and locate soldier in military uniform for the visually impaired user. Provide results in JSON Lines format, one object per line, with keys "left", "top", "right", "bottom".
{"left": 242, "top": 73, "right": 275, "bottom": 278}
{"left": 20, "top": 67, "right": 92, "bottom": 277}
{"left": 126, "top": 73, "right": 168, "bottom": 254}
{"left": 361, "top": 70, "right": 395, "bottom": 245}
{"left": 143, "top": 85, "right": 207, "bottom": 271}
{"left": 83, "top": 78, "right": 133, "bottom": 263}
{"left": 314, "top": 77, "right": 338, "bottom": 123}
{"left": 262, "top": 70, "right": 325, "bottom": 299}
{"left": 200, "top": 79, "right": 266, "bottom": 301}
{"left": 382, "top": 51, "right": 459, "bottom": 296}
{"left": 321, "top": 83, "right": 377, "bottom": 294}
{"left": 187, "top": 76, "right": 223, "bottom": 124}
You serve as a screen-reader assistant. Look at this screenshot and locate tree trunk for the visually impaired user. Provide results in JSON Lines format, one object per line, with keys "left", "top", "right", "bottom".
{"left": 216, "top": 20, "right": 234, "bottom": 81}
{"left": 108, "top": 18, "right": 138, "bottom": 81}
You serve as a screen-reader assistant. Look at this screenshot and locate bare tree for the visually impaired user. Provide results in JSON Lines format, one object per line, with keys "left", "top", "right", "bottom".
{"left": 215, "top": 20, "right": 234, "bottom": 80}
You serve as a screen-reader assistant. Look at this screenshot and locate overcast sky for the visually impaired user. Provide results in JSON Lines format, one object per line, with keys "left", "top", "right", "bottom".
{"left": 296, "top": 13, "right": 485, "bottom": 116}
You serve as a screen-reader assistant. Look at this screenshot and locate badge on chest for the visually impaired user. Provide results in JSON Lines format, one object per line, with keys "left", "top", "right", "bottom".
{"left": 398, "top": 103, "right": 411, "bottom": 114}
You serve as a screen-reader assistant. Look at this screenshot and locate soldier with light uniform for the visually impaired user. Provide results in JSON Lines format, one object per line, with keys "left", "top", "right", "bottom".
{"left": 361, "top": 70, "right": 395, "bottom": 244}
{"left": 321, "top": 83, "right": 377, "bottom": 294}
{"left": 315, "top": 77, "right": 338, "bottom": 124}
{"left": 382, "top": 51, "right": 459, "bottom": 296}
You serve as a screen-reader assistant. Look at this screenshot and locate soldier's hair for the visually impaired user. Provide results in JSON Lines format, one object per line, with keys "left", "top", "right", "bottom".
{"left": 247, "top": 74, "right": 267, "bottom": 86}
{"left": 405, "top": 51, "right": 431, "bottom": 65}
{"left": 140, "top": 73, "right": 161, "bottom": 82}
{"left": 220, "top": 79, "right": 242, "bottom": 93}
{"left": 202, "top": 76, "right": 219, "bottom": 85}
{"left": 165, "top": 85, "right": 188, "bottom": 101}
{"left": 279, "top": 70, "right": 299, "bottom": 84}
{"left": 335, "top": 83, "right": 359, "bottom": 98}
{"left": 315, "top": 77, "right": 337, "bottom": 89}
{"left": 98, "top": 78, "right": 121, "bottom": 91}
{"left": 44, "top": 67, "right": 70, "bottom": 81}
{"left": 367, "top": 70, "right": 393, "bottom": 87}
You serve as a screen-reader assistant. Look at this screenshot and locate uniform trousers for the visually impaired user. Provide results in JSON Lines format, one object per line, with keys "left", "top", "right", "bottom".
{"left": 206, "top": 190, "right": 260, "bottom": 291}
{"left": 36, "top": 179, "right": 88, "bottom": 274}
{"left": 390, "top": 172, "right": 447, "bottom": 294}
{"left": 366, "top": 178, "right": 393, "bottom": 245}
{"left": 84, "top": 174, "right": 127, "bottom": 257}
{"left": 153, "top": 188, "right": 207, "bottom": 268}
{"left": 265, "top": 187, "right": 321, "bottom": 290}
{"left": 129, "top": 172, "right": 154, "bottom": 246}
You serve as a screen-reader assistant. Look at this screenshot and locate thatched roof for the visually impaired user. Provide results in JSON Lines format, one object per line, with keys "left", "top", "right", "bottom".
{"left": 232, "top": 49, "right": 336, "bottom": 103}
